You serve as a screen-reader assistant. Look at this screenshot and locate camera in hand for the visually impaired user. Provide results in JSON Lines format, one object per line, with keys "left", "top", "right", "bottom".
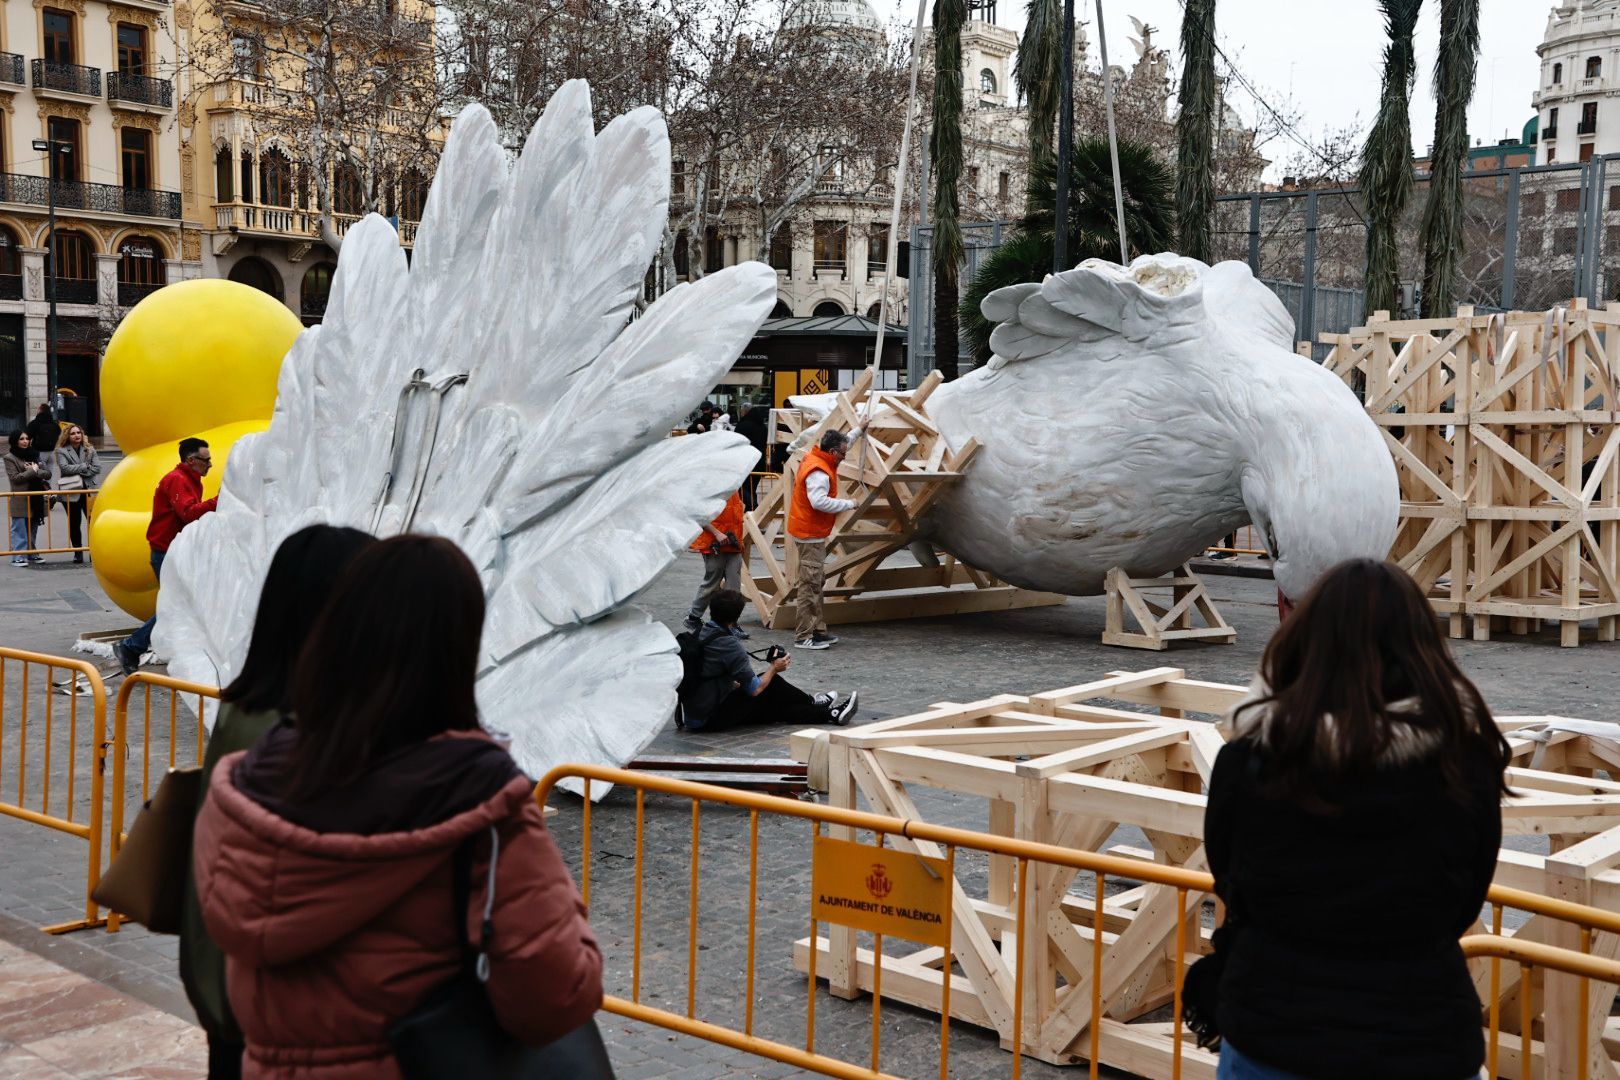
{"left": 764, "top": 644, "right": 787, "bottom": 662}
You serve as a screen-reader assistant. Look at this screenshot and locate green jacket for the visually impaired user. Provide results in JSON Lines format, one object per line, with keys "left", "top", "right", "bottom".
{"left": 179, "top": 700, "right": 280, "bottom": 1041}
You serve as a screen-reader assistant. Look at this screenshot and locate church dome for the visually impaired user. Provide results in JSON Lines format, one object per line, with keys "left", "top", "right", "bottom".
{"left": 781, "top": 0, "right": 884, "bottom": 37}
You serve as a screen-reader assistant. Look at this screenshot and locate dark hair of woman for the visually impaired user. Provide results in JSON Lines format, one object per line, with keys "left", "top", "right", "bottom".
{"left": 8, "top": 431, "right": 27, "bottom": 455}
{"left": 221, "top": 525, "right": 377, "bottom": 715}
{"left": 1234, "top": 558, "right": 1510, "bottom": 807}
{"left": 285, "top": 535, "right": 485, "bottom": 801}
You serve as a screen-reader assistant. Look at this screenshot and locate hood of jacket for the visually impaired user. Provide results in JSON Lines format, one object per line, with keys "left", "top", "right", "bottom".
{"left": 195, "top": 726, "right": 530, "bottom": 969}
{"left": 1219, "top": 676, "right": 1447, "bottom": 768}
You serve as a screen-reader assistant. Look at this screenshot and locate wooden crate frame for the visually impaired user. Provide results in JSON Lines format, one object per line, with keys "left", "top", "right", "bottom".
{"left": 791, "top": 668, "right": 1620, "bottom": 1079}
{"left": 740, "top": 369, "right": 1065, "bottom": 630}
{"left": 1323, "top": 301, "right": 1620, "bottom": 647}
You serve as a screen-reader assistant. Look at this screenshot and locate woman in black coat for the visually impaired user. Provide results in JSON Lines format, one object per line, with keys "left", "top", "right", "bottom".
{"left": 1190, "top": 559, "right": 1507, "bottom": 1080}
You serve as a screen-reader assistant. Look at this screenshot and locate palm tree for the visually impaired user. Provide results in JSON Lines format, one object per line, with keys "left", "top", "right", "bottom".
{"left": 1419, "top": 0, "right": 1479, "bottom": 317}
{"left": 1359, "top": 0, "right": 1424, "bottom": 316}
{"left": 1174, "top": 0, "right": 1218, "bottom": 262}
{"left": 930, "top": 0, "right": 967, "bottom": 380}
{"left": 1014, "top": 0, "right": 1062, "bottom": 213}
{"left": 960, "top": 136, "right": 1176, "bottom": 362}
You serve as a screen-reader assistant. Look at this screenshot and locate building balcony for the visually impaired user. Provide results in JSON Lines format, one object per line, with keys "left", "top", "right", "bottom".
{"left": 108, "top": 72, "right": 173, "bottom": 111}
{"left": 117, "top": 281, "right": 165, "bottom": 307}
{"left": 0, "top": 174, "right": 180, "bottom": 220}
{"left": 813, "top": 258, "right": 847, "bottom": 279}
{"left": 867, "top": 261, "right": 886, "bottom": 278}
{"left": 209, "top": 78, "right": 302, "bottom": 113}
{"left": 214, "top": 201, "right": 417, "bottom": 244}
{"left": 48, "top": 278, "right": 98, "bottom": 305}
{"left": 1580, "top": 118, "right": 1598, "bottom": 135}
{"left": 0, "top": 53, "right": 23, "bottom": 87}
{"left": 1544, "top": 125, "right": 1559, "bottom": 140}
{"left": 32, "top": 60, "right": 101, "bottom": 101}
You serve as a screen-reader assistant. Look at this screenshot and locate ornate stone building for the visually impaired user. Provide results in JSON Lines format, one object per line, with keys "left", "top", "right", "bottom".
{"left": 0, "top": 0, "right": 200, "bottom": 435}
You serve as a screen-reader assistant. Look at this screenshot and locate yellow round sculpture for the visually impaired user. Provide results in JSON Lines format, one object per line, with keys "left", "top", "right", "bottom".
{"left": 92, "top": 281, "right": 302, "bottom": 620}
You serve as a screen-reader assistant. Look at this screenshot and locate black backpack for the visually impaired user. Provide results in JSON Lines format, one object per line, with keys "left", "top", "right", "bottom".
{"left": 674, "top": 629, "right": 707, "bottom": 729}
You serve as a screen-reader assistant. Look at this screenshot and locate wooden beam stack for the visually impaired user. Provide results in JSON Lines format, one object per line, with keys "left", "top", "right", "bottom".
{"left": 791, "top": 668, "right": 1620, "bottom": 1079}
{"left": 1322, "top": 301, "right": 1620, "bottom": 646}
{"left": 739, "top": 370, "right": 1065, "bottom": 630}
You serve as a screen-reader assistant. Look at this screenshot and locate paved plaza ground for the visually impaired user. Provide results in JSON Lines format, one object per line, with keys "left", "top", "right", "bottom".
{"left": 0, "top": 545, "right": 1614, "bottom": 1077}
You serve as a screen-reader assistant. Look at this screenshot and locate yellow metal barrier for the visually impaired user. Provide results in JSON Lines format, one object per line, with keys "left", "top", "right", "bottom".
{"left": 539, "top": 764, "right": 1620, "bottom": 1080}
{"left": 1463, "top": 935, "right": 1620, "bottom": 1080}
{"left": 107, "top": 671, "right": 220, "bottom": 932}
{"left": 6, "top": 488, "right": 99, "bottom": 557}
{"left": 0, "top": 648, "right": 110, "bottom": 934}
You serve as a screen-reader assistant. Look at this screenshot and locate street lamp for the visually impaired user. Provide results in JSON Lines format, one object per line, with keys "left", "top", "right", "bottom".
{"left": 31, "top": 137, "right": 69, "bottom": 413}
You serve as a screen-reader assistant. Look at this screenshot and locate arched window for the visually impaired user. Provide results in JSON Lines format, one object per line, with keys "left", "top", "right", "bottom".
{"left": 227, "top": 256, "right": 282, "bottom": 301}
{"left": 980, "top": 68, "right": 997, "bottom": 95}
{"left": 812, "top": 300, "right": 845, "bottom": 317}
{"left": 1588, "top": 56, "right": 1603, "bottom": 80}
{"left": 300, "top": 261, "right": 335, "bottom": 326}
{"left": 117, "top": 235, "right": 167, "bottom": 305}
{"left": 259, "top": 148, "right": 292, "bottom": 207}
{"left": 239, "top": 149, "right": 254, "bottom": 204}
{"left": 1553, "top": 61, "right": 1564, "bottom": 84}
{"left": 769, "top": 300, "right": 792, "bottom": 319}
{"left": 866, "top": 302, "right": 884, "bottom": 320}
{"left": 0, "top": 225, "right": 20, "bottom": 277}
{"left": 333, "top": 164, "right": 363, "bottom": 215}
{"left": 214, "top": 146, "right": 233, "bottom": 201}
{"left": 400, "top": 168, "right": 428, "bottom": 220}
{"left": 49, "top": 229, "right": 96, "bottom": 303}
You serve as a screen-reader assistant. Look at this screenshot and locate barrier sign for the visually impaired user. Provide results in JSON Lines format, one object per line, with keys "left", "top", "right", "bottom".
{"left": 812, "top": 835, "right": 950, "bottom": 946}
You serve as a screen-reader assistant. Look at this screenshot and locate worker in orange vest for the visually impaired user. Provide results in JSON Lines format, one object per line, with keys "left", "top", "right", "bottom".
{"left": 684, "top": 488, "right": 746, "bottom": 635}
{"left": 787, "top": 427, "right": 860, "bottom": 649}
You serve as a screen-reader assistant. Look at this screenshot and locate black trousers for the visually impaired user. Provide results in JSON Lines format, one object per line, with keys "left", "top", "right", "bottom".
{"left": 707, "top": 675, "right": 833, "bottom": 731}
{"left": 66, "top": 497, "right": 87, "bottom": 550}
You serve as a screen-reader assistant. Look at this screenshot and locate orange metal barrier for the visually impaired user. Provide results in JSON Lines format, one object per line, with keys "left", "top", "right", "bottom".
{"left": 0, "top": 648, "right": 110, "bottom": 933}
{"left": 107, "top": 671, "right": 220, "bottom": 932}
{"left": 5, "top": 488, "right": 99, "bottom": 557}
{"left": 539, "top": 764, "right": 1620, "bottom": 1080}
{"left": 1463, "top": 935, "right": 1620, "bottom": 1080}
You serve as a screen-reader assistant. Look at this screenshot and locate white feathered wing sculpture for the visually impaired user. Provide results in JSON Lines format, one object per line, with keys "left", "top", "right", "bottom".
{"left": 801, "top": 254, "right": 1398, "bottom": 601}
{"left": 152, "top": 82, "right": 774, "bottom": 790}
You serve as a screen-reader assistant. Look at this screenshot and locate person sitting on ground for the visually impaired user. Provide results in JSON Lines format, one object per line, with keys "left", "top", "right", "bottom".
{"left": 683, "top": 487, "right": 746, "bottom": 636}
{"left": 179, "top": 524, "right": 376, "bottom": 1080}
{"left": 679, "top": 588, "right": 857, "bottom": 732}
{"left": 192, "top": 535, "right": 603, "bottom": 1078}
{"left": 1186, "top": 559, "right": 1508, "bottom": 1080}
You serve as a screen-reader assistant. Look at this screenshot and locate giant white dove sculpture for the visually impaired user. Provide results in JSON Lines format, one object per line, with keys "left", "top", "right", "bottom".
{"left": 802, "top": 254, "right": 1398, "bottom": 602}
{"left": 152, "top": 82, "right": 774, "bottom": 788}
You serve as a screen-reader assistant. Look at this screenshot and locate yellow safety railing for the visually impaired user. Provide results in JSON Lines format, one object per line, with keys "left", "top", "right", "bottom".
{"left": 0, "top": 648, "right": 110, "bottom": 934}
{"left": 107, "top": 671, "right": 220, "bottom": 932}
{"left": 5, "top": 488, "right": 99, "bottom": 557}
{"left": 539, "top": 764, "right": 1620, "bottom": 1080}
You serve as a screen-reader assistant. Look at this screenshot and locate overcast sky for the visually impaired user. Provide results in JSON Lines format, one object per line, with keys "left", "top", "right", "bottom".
{"left": 877, "top": 0, "right": 1552, "bottom": 179}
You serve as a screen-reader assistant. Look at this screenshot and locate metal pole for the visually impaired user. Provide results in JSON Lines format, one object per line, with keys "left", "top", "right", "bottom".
{"left": 1502, "top": 168, "right": 1519, "bottom": 311}
{"left": 46, "top": 160, "right": 57, "bottom": 413}
{"left": 1301, "top": 191, "right": 1319, "bottom": 351}
{"left": 1247, "top": 194, "right": 1261, "bottom": 273}
{"left": 1053, "top": 0, "right": 1075, "bottom": 272}
{"left": 1095, "top": 0, "right": 1129, "bottom": 265}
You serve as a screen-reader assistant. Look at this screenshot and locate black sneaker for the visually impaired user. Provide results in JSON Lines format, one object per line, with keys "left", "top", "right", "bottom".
{"left": 114, "top": 641, "right": 141, "bottom": 676}
{"left": 831, "top": 691, "right": 860, "bottom": 726}
{"left": 812, "top": 631, "right": 838, "bottom": 647}
{"left": 812, "top": 691, "right": 839, "bottom": 709}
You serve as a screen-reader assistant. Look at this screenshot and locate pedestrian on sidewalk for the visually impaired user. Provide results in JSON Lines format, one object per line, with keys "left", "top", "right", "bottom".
{"left": 24, "top": 403, "right": 59, "bottom": 471}
{"left": 4, "top": 432, "right": 50, "bottom": 565}
{"left": 1185, "top": 559, "right": 1508, "bottom": 1080}
{"left": 683, "top": 487, "right": 745, "bottom": 635}
{"left": 115, "top": 437, "right": 218, "bottom": 674}
{"left": 193, "top": 536, "right": 603, "bottom": 1078}
{"left": 54, "top": 425, "right": 99, "bottom": 563}
{"left": 787, "top": 427, "right": 861, "bottom": 649}
{"left": 678, "top": 588, "right": 858, "bottom": 731}
{"left": 179, "top": 524, "right": 376, "bottom": 1080}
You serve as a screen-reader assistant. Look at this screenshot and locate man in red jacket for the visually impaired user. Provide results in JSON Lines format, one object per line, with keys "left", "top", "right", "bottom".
{"left": 115, "top": 437, "right": 218, "bottom": 675}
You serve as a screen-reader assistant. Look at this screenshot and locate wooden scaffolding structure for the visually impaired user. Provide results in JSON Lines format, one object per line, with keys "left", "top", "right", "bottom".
{"left": 740, "top": 369, "right": 1065, "bottom": 631}
{"left": 791, "top": 667, "right": 1620, "bottom": 1079}
{"left": 1323, "top": 301, "right": 1620, "bottom": 646}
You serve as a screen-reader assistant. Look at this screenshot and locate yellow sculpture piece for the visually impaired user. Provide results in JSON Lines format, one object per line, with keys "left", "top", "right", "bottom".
{"left": 91, "top": 280, "right": 302, "bottom": 620}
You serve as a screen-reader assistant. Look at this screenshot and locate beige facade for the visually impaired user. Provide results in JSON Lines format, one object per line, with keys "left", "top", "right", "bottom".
{"left": 174, "top": 0, "right": 435, "bottom": 326}
{"left": 0, "top": 0, "right": 199, "bottom": 434}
